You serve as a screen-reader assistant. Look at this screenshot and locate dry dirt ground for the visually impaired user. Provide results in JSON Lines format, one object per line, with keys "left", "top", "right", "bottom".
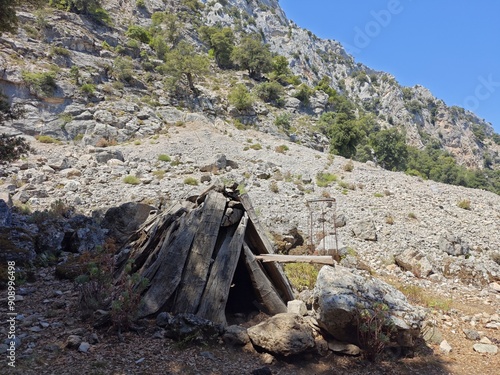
{"left": 0, "top": 265, "right": 498, "bottom": 375}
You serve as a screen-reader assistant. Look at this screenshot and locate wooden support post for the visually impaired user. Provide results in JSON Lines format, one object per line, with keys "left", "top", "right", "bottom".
{"left": 243, "top": 243, "right": 287, "bottom": 315}
{"left": 137, "top": 207, "right": 202, "bottom": 318}
{"left": 173, "top": 191, "right": 227, "bottom": 314}
{"left": 240, "top": 194, "right": 294, "bottom": 302}
{"left": 197, "top": 214, "right": 247, "bottom": 325}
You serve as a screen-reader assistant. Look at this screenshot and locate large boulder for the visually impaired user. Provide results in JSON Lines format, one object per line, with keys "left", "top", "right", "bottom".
{"left": 313, "top": 266, "right": 425, "bottom": 347}
{"left": 247, "top": 313, "right": 315, "bottom": 356}
{"left": 101, "top": 202, "right": 156, "bottom": 247}
{"left": 0, "top": 194, "right": 12, "bottom": 227}
{"left": 395, "top": 249, "right": 433, "bottom": 277}
{"left": 0, "top": 227, "right": 36, "bottom": 265}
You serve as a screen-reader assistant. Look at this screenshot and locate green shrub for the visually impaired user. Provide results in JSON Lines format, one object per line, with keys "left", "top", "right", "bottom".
{"left": 254, "top": 81, "right": 284, "bottom": 106}
{"left": 316, "top": 172, "right": 337, "bottom": 187}
{"left": 269, "top": 180, "right": 279, "bottom": 193}
{"left": 274, "top": 113, "right": 291, "bottom": 128}
{"left": 22, "top": 71, "right": 57, "bottom": 97}
{"left": 35, "top": 135, "right": 59, "bottom": 144}
{"left": 158, "top": 154, "right": 171, "bottom": 162}
{"left": 126, "top": 25, "right": 151, "bottom": 44}
{"left": 123, "top": 175, "right": 140, "bottom": 185}
{"left": 183, "top": 177, "right": 198, "bottom": 185}
{"left": 355, "top": 302, "right": 396, "bottom": 362}
{"left": 228, "top": 84, "right": 254, "bottom": 111}
{"left": 80, "top": 83, "right": 95, "bottom": 95}
{"left": 293, "top": 83, "right": 313, "bottom": 105}
{"left": 283, "top": 263, "right": 320, "bottom": 291}
{"left": 249, "top": 143, "right": 262, "bottom": 150}
{"left": 457, "top": 199, "right": 471, "bottom": 210}
{"left": 136, "top": 0, "right": 145, "bottom": 8}
{"left": 50, "top": 46, "right": 70, "bottom": 56}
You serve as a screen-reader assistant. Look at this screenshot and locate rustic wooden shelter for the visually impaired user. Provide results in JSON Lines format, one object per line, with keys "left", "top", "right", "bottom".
{"left": 115, "top": 185, "right": 298, "bottom": 326}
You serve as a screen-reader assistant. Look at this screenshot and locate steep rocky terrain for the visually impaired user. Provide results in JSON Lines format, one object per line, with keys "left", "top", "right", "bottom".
{"left": 0, "top": 1, "right": 499, "bottom": 374}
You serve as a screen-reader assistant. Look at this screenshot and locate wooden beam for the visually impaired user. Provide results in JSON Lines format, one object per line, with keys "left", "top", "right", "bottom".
{"left": 197, "top": 214, "right": 247, "bottom": 325}
{"left": 239, "top": 194, "right": 294, "bottom": 302}
{"left": 173, "top": 191, "right": 227, "bottom": 314}
{"left": 243, "top": 244, "right": 287, "bottom": 315}
{"left": 137, "top": 207, "right": 202, "bottom": 318}
{"left": 255, "top": 254, "right": 335, "bottom": 266}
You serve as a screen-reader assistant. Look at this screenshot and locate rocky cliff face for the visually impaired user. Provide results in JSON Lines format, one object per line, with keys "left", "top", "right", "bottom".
{"left": 0, "top": 0, "right": 498, "bottom": 170}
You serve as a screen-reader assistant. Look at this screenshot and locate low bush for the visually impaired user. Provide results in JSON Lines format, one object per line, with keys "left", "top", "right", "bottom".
{"left": 123, "top": 175, "right": 140, "bottom": 185}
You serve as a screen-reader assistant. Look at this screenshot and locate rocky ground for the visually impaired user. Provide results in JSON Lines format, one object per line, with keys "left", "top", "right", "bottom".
{"left": 1, "top": 120, "right": 499, "bottom": 374}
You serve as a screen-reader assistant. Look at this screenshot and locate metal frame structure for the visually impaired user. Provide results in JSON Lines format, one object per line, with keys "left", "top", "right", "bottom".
{"left": 305, "top": 198, "right": 338, "bottom": 258}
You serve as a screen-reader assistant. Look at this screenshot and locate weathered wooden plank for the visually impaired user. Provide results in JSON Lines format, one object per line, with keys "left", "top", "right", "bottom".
{"left": 137, "top": 207, "right": 202, "bottom": 318}
{"left": 197, "top": 214, "right": 247, "bottom": 325}
{"left": 255, "top": 254, "right": 335, "bottom": 266}
{"left": 131, "top": 203, "right": 187, "bottom": 273}
{"left": 173, "top": 191, "right": 227, "bottom": 314}
{"left": 243, "top": 243, "right": 287, "bottom": 315}
{"left": 239, "top": 193, "right": 294, "bottom": 302}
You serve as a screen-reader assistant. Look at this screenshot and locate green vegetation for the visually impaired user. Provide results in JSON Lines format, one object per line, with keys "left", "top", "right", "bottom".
{"left": 49, "top": 0, "right": 111, "bottom": 25}
{"left": 126, "top": 25, "right": 151, "bottom": 44}
{"left": 254, "top": 81, "right": 284, "bottom": 106}
{"left": 22, "top": 71, "right": 57, "bottom": 97}
{"left": 316, "top": 172, "right": 337, "bottom": 187}
{"left": 228, "top": 84, "right": 254, "bottom": 111}
{"left": 231, "top": 34, "right": 272, "bottom": 79}
{"left": 283, "top": 263, "right": 320, "bottom": 291}
{"left": 319, "top": 112, "right": 363, "bottom": 159}
{"left": 158, "top": 154, "right": 171, "bottom": 162}
{"left": 183, "top": 176, "right": 198, "bottom": 185}
{"left": 457, "top": 199, "right": 471, "bottom": 210}
{"left": 355, "top": 302, "right": 396, "bottom": 362}
{"left": 35, "top": 135, "right": 59, "bottom": 144}
{"left": 158, "top": 41, "right": 210, "bottom": 94}
{"left": 293, "top": 83, "right": 314, "bottom": 106}
{"left": 370, "top": 128, "right": 408, "bottom": 171}
{"left": 123, "top": 175, "right": 140, "bottom": 185}
{"left": 199, "top": 26, "right": 235, "bottom": 68}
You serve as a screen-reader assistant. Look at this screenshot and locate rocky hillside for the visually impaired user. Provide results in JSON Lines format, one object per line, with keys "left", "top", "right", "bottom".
{"left": 0, "top": 0, "right": 499, "bottom": 172}
{"left": 1, "top": 2, "right": 500, "bottom": 373}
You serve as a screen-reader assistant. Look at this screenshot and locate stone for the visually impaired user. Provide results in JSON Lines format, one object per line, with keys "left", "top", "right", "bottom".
{"left": 422, "top": 324, "right": 444, "bottom": 345}
{"left": 156, "top": 312, "right": 171, "bottom": 328}
{"left": 163, "top": 313, "right": 223, "bottom": 341}
{"left": 101, "top": 202, "right": 156, "bottom": 247}
{"left": 0, "top": 195, "right": 12, "bottom": 226}
{"left": 440, "top": 340, "right": 452, "bottom": 354}
{"left": 463, "top": 329, "right": 480, "bottom": 341}
{"left": 94, "top": 149, "right": 125, "bottom": 164}
{"left": 489, "top": 282, "right": 500, "bottom": 293}
{"left": 473, "top": 344, "right": 498, "bottom": 354}
{"left": 351, "top": 220, "right": 377, "bottom": 241}
{"left": 223, "top": 325, "right": 250, "bottom": 346}
{"left": 394, "top": 249, "right": 433, "bottom": 277}
{"left": 313, "top": 265, "right": 425, "bottom": 347}
{"left": 0, "top": 227, "right": 36, "bottom": 265}
{"left": 327, "top": 339, "right": 361, "bottom": 356}
{"left": 287, "top": 300, "right": 307, "bottom": 316}
{"left": 66, "top": 335, "right": 82, "bottom": 349}
{"left": 247, "top": 313, "right": 315, "bottom": 356}
{"left": 78, "top": 342, "right": 91, "bottom": 353}
{"left": 335, "top": 214, "right": 347, "bottom": 228}
{"left": 439, "top": 234, "right": 470, "bottom": 256}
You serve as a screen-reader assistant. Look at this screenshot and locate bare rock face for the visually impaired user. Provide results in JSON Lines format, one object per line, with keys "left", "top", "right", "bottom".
{"left": 247, "top": 313, "right": 316, "bottom": 356}
{"left": 313, "top": 266, "right": 425, "bottom": 347}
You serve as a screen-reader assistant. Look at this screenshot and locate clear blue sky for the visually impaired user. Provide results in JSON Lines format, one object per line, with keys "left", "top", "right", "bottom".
{"left": 280, "top": 0, "right": 500, "bottom": 134}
